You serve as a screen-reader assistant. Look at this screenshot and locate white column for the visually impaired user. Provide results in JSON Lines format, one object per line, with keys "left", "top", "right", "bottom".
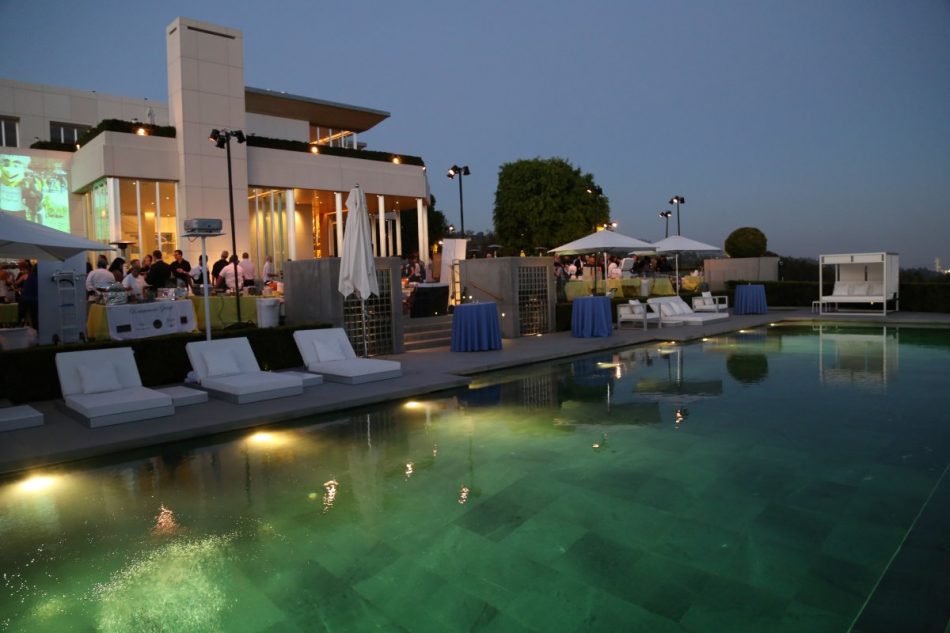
{"left": 285, "top": 189, "right": 296, "bottom": 261}
{"left": 416, "top": 197, "right": 429, "bottom": 265}
{"left": 352, "top": 132, "right": 358, "bottom": 149}
{"left": 334, "top": 191, "right": 344, "bottom": 257}
{"left": 387, "top": 216, "right": 394, "bottom": 255}
{"left": 377, "top": 195, "right": 387, "bottom": 257}
{"left": 395, "top": 208, "right": 403, "bottom": 256}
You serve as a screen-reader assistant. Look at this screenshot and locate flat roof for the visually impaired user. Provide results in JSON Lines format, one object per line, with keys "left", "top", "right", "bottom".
{"left": 244, "top": 87, "right": 390, "bottom": 133}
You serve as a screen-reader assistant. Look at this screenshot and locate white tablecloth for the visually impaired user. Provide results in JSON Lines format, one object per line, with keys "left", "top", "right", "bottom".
{"left": 104, "top": 301, "right": 197, "bottom": 340}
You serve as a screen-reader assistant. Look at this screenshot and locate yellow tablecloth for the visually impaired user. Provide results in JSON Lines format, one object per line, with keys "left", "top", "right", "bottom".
{"left": 680, "top": 275, "right": 703, "bottom": 292}
{"left": 0, "top": 303, "right": 17, "bottom": 325}
{"left": 190, "top": 296, "right": 259, "bottom": 330}
{"left": 565, "top": 280, "right": 592, "bottom": 301}
{"left": 651, "top": 277, "right": 675, "bottom": 296}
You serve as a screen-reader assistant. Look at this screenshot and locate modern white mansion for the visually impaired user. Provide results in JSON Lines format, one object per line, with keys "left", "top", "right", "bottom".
{"left": 0, "top": 17, "right": 432, "bottom": 274}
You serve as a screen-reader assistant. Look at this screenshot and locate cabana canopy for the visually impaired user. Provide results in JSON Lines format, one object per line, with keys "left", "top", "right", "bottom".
{"left": 818, "top": 252, "right": 899, "bottom": 316}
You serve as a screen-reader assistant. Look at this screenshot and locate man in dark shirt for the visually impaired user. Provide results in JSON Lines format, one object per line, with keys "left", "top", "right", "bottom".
{"left": 145, "top": 250, "right": 173, "bottom": 288}
{"left": 211, "top": 251, "right": 229, "bottom": 284}
{"left": 170, "top": 249, "right": 192, "bottom": 285}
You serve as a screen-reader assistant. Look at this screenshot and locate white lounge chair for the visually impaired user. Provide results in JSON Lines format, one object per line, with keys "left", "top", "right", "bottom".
{"left": 293, "top": 328, "right": 402, "bottom": 384}
{"left": 692, "top": 291, "right": 728, "bottom": 313}
{"left": 647, "top": 296, "right": 730, "bottom": 327}
{"left": 186, "top": 337, "right": 304, "bottom": 404}
{"left": 617, "top": 300, "right": 659, "bottom": 330}
{"left": 55, "top": 347, "right": 174, "bottom": 427}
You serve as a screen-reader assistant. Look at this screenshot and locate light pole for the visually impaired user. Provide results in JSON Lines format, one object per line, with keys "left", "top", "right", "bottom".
{"left": 668, "top": 196, "right": 685, "bottom": 235}
{"left": 210, "top": 128, "right": 246, "bottom": 324}
{"left": 447, "top": 165, "right": 470, "bottom": 235}
{"left": 659, "top": 211, "right": 672, "bottom": 238}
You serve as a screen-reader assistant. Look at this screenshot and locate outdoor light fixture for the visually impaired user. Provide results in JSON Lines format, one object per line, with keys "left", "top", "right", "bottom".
{"left": 447, "top": 164, "right": 470, "bottom": 235}
{"left": 668, "top": 195, "right": 685, "bottom": 235}
{"left": 659, "top": 210, "right": 673, "bottom": 238}
{"left": 209, "top": 127, "right": 247, "bottom": 324}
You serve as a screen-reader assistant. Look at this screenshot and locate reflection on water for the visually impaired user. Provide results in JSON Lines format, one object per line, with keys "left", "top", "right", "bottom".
{"left": 818, "top": 324, "right": 899, "bottom": 388}
{"left": 0, "top": 324, "right": 945, "bottom": 632}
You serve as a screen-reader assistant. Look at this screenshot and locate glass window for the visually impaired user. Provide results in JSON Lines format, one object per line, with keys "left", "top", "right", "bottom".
{"left": 0, "top": 117, "right": 18, "bottom": 148}
{"left": 50, "top": 122, "right": 91, "bottom": 144}
{"left": 85, "top": 179, "right": 111, "bottom": 244}
{"left": 249, "top": 188, "right": 287, "bottom": 275}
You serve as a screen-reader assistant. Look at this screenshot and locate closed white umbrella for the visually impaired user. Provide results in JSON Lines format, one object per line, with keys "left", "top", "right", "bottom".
{"left": 650, "top": 235, "right": 721, "bottom": 293}
{"left": 0, "top": 212, "right": 111, "bottom": 260}
{"left": 338, "top": 185, "right": 378, "bottom": 356}
{"left": 550, "top": 230, "right": 654, "bottom": 294}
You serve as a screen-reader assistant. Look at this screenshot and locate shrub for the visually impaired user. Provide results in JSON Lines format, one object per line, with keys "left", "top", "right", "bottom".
{"left": 724, "top": 227, "right": 768, "bottom": 258}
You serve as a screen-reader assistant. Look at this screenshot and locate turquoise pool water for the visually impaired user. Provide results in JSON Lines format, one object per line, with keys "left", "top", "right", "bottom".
{"left": 1, "top": 324, "right": 948, "bottom": 632}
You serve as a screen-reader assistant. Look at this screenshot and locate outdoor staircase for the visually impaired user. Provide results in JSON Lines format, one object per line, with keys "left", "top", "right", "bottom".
{"left": 403, "top": 314, "right": 453, "bottom": 351}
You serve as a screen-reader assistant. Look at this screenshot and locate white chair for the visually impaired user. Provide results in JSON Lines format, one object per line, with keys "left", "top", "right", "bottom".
{"left": 294, "top": 328, "right": 402, "bottom": 384}
{"left": 55, "top": 347, "right": 174, "bottom": 427}
{"left": 186, "top": 337, "right": 304, "bottom": 404}
{"left": 617, "top": 300, "right": 659, "bottom": 330}
{"left": 647, "top": 296, "right": 730, "bottom": 327}
{"left": 692, "top": 291, "right": 728, "bottom": 313}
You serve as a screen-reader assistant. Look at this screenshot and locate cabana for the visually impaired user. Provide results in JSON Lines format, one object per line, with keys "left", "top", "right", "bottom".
{"left": 818, "top": 253, "right": 899, "bottom": 316}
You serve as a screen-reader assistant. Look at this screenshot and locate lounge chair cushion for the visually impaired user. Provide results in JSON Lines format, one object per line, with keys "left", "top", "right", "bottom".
{"left": 78, "top": 363, "right": 120, "bottom": 395}
{"left": 66, "top": 386, "right": 173, "bottom": 419}
{"left": 313, "top": 338, "right": 346, "bottom": 362}
{"left": 832, "top": 284, "right": 849, "bottom": 296}
{"left": 201, "top": 371, "right": 302, "bottom": 396}
{"left": 56, "top": 347, "right": 144, "bottom": 397}
{"left": 306, "top": 358, "right": 402, "bottom": 383}
{"left": 203, "top": 349, "right": 240, "bottom": 377}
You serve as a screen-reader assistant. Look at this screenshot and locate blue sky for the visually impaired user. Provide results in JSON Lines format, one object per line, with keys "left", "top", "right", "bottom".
{"left": 2, "top": 0, "right": 948, "bottom": 267}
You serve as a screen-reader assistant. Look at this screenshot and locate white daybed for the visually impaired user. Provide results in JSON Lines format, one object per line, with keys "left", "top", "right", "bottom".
{"left": 647, "top": 296, "right": 731, "bottom": 327}
{"left": 55, "top": 348, "right": 174, "bottom": 427}
{"left": 186, "top": 337, "right": 304, "bottom": 404}
{"left": 617, "top": 300, "right": 659, "bottom": 330}
{"left": 293, "top": 328, "right": 402, "bottom": 384}
{"left": 818, "top": 253, "right": 899, "bottom": 316}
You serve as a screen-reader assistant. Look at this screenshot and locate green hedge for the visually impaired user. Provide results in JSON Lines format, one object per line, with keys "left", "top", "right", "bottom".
{"left": 29, "top": 140, "right": 78, "bottom": 152}
{"left": 0, "top": 323, "right": 329, "bottom": 404}
{"left": 76, "top": 119, "right": 177, "bottom": 147}
{"left": 245, "top": 134, "right": 425, "bottom": 166}
{"left": 725, "top": 280, "right": 950, "bottom": 312}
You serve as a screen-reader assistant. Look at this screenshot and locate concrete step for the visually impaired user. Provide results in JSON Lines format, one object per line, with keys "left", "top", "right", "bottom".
{"left": 403, "top": 314, "right": 453, "bottom": 351}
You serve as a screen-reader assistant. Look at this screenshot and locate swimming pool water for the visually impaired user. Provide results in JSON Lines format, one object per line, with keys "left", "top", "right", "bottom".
{"left": 1, "top": 324, "right": 948, "bottom": 632}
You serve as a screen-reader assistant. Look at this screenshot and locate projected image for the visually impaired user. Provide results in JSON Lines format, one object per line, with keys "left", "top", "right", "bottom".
{"left": 0, "top": 152, "right": 71, "bottom": 232}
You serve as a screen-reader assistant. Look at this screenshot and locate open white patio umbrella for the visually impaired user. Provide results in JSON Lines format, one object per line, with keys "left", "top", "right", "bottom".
{"left": 0, "top": 212, "right": 111, "bottom": 260}
{"left": 550, "top": 230, "right": 654, "bottom": 293}
{"left": 649, "top": 235, "right": 721, "bottom": 293}
{"left": 338, "top": 185, "right": 378, "bottom": 357}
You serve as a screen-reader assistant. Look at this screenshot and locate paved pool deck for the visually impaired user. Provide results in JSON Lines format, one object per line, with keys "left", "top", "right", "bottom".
{"left": 1, "top": 308, "right": 948, "bottom": 476}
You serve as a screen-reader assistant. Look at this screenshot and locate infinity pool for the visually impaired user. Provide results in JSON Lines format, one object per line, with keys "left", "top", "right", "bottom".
{"left": 1, "top": 324, "right": 948, "bottom": 632}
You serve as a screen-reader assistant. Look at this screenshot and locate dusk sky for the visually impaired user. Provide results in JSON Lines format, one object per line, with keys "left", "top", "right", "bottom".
{"left": 3, "top": 1, "right": 948, "bottom": 268}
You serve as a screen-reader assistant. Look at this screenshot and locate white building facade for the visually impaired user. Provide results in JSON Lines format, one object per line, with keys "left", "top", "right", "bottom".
{"left": 0, "top": 17, "right": 431, "bottom": 275}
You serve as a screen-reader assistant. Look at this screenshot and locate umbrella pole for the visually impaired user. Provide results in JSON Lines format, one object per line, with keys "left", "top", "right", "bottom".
{"left": 361, "top": 296, "right": 368, "bottom": 357}
{"left": 675, "top": 254, "right": 680, "bottom": 295}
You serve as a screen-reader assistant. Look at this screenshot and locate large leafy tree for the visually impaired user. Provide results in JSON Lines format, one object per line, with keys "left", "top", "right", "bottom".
{"left": 493, "top": 158, "right": 610, "bottom": 254}
{"left": 724, "top": 227, "right": 768, "bottom": 258}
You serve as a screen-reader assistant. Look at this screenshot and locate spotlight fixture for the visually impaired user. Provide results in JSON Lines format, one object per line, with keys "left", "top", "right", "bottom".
{"left": 668, "top": 195, "right": 685, "bottom": 235}
{"left": 659, "top": 210, "right": 672, "bottom": 238}
{"left": 446, "top": 164, "right": 471, "bottom": 234}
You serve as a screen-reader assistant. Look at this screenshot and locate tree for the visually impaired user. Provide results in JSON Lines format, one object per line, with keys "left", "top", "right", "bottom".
{"left": 724, "top": 227, "right": 768, "bottom": 258}
{"left": 493, "top": 158, "right": 610, "bottom": 254}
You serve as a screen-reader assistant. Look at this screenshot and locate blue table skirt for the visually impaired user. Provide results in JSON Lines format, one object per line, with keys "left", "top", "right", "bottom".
{"left": 451, "top": 302, "right": 502, "bottom": 352}
{"left": 571, "top": 296, "right": 613, "bottom": 338}
{"left": 734, "top": 284, "right": 768, "bottom": 315}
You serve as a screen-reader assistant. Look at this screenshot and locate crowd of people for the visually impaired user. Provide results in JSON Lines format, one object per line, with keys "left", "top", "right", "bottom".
{"left": 552, "top": 254, "right": 674, "bottom": 282}
{"left": 0, "top": 259, "right": 38, "bottom": 328}
{"left": 82, "top": 249, "right": 279, "bottom": 303}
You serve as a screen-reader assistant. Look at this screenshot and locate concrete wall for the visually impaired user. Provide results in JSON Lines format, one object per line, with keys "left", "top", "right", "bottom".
{"left": 460, "top": 256, "right": 555, "bottom": 339}
{"left": 704, "top": 257, "right": 779, "bottom": 291}
{"left": 246, "top": 146, "right": 428, "bottom": 199}
{"left": 0, "top": 78, "right": 169, "bottom": 146}
{"left": 283, "top": 257, "right": 403, "bottom": 353}
{"left": 70, "top": 132, "right": 179, "bottom": 190}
